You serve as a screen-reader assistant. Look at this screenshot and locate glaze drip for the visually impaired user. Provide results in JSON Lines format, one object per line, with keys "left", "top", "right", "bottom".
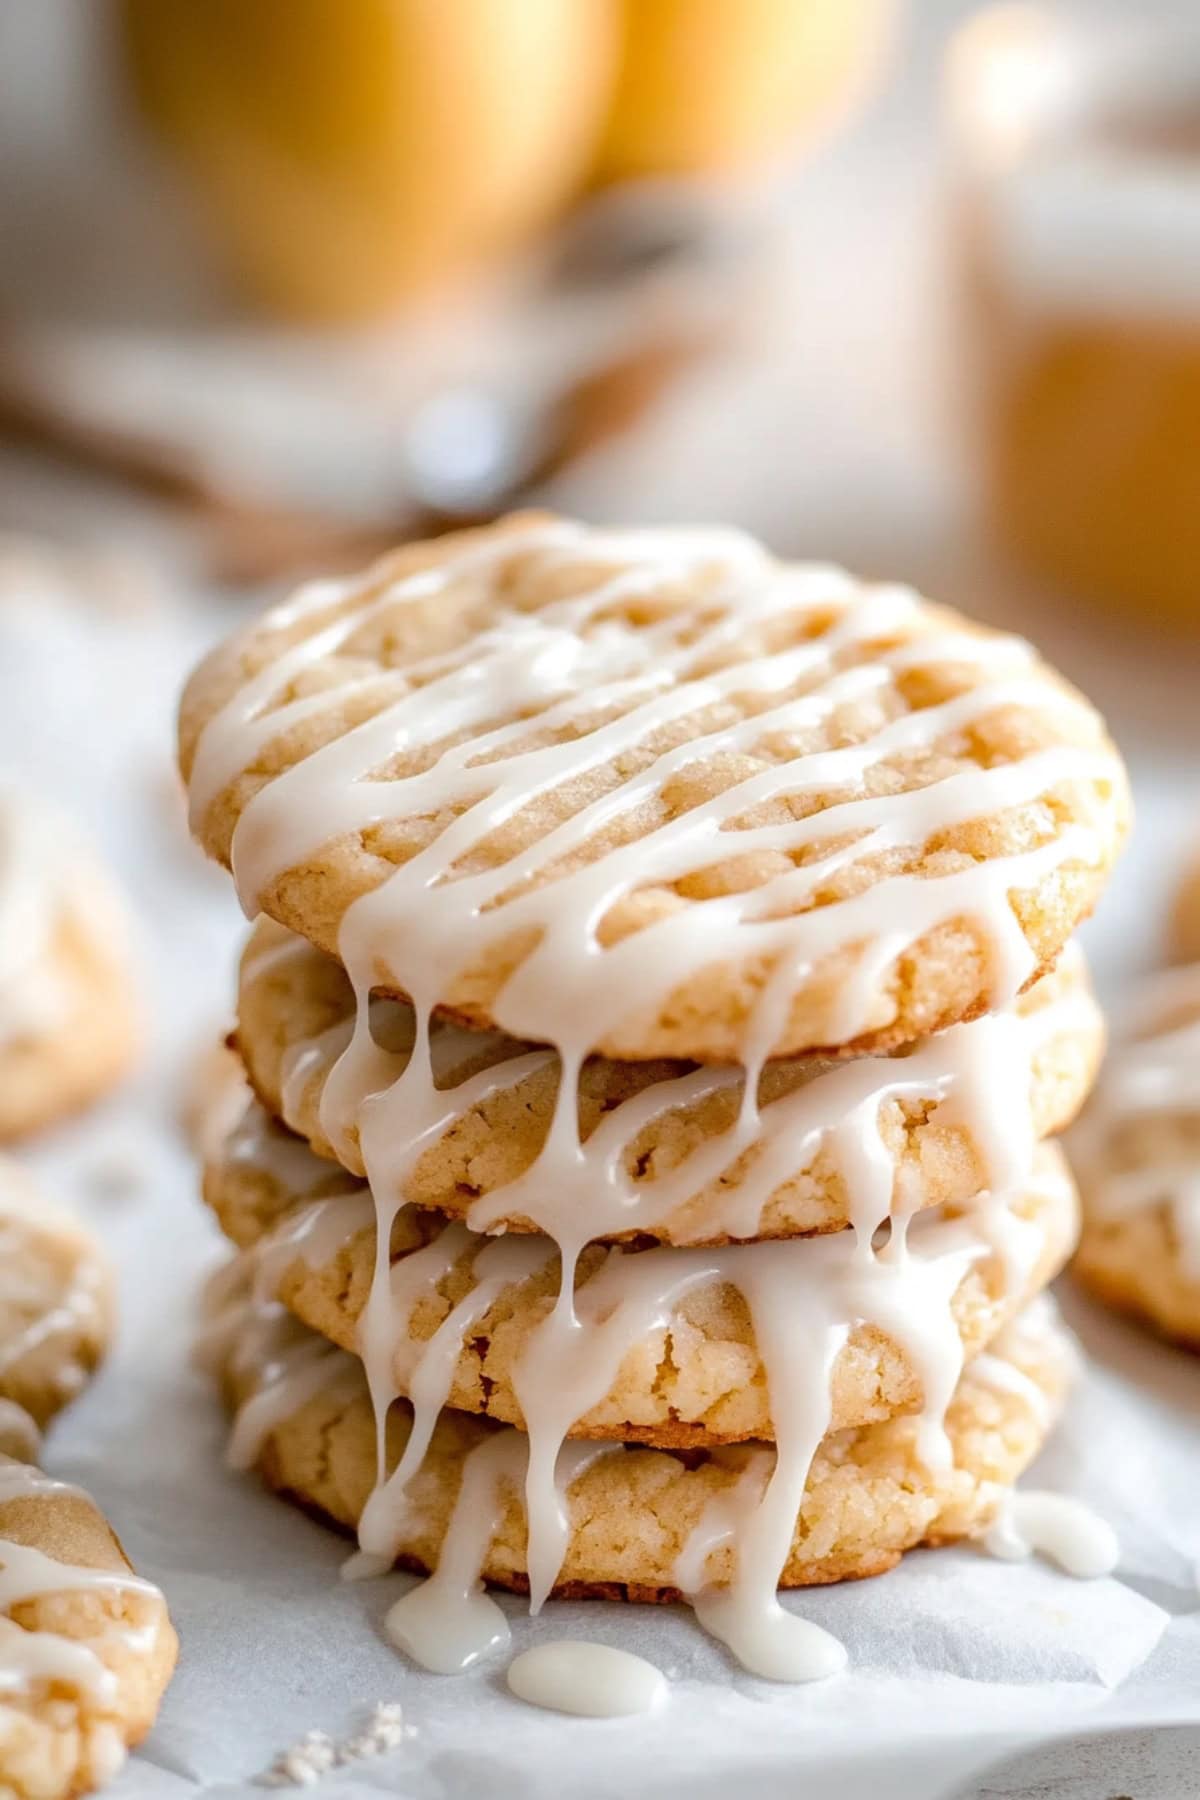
{"left": 245, "top": 924, "right": 1096, "bottom": 1249}
{"left": 0, "top": 1456, "right": 164, "bottom": 1702}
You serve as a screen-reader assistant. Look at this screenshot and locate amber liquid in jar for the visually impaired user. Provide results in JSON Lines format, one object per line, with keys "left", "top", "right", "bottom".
{"left": 953, "top": 12, "right": 1200, "bottom": 631}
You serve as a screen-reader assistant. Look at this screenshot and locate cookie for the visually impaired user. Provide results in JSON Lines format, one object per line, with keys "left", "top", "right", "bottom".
{"left": 178, "top": 1037, "right": 253, "bottom": 1163}
{"left": 0, "top": 792, "right": 139, "bottom": 1142}
{"left": 236, "top": 918, "right": 1102, "bottom": 1245}
{"left": 0, "top": 1455, "right": 177, "bottom": 1800}
{"left": 1072, "top": 964, "right": 1200, "bottom": 1346}
{"left": 0, "top": 1160, "right": 113, "bottom": 1431}
{"left": 204, "top": 1102, "right": 1079, "bottom": 1448}
{"left": 212, "top": 1294, "right": 1075, "bottom": 1598}
{"left": 179, "top": 514, "right": 1128, "bottom": 1062}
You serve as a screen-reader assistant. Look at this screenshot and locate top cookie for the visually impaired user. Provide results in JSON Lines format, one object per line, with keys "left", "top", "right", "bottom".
{"left": 179, "top": 515, "right": 1128, "bottom": 1060}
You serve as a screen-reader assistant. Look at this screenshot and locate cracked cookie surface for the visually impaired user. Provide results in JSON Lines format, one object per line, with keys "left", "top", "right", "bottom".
{"left": 235, "top": 919, "right": 1102, "bottom": 1245}
{"left": 180, "top": 514, "right": 1128, "bottom": 1061}
{"left": 213, "top": 1298, "right": 1075, "bottom": 1596}
{"left": 205, "top": 1102, "right": 1079, "bottom": 1448}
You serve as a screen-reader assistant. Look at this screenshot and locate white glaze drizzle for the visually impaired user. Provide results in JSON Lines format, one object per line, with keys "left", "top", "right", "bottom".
{"left": 211, "top": 1290, "right": 1074, "bottom": 1683}
{"left": 221, "top": 1104, "right": 1061, "bottom": 1480}
{"left": 1072, "top": 964, "right": 1200, "bottom": 1277}
{"left": 222, "top": 1094, "right": 365, "bottom": 1201}
{"left": 383, "top": 1434, "right": 608, "bottom": 1675}
{"left": 250, "top": 924, "right": 1095, "bottom": 1250}
{"left": 0, "top": 1456, "right": 163, "bottom": 1701}
{"left": 383, "top": 1432, "right": 515, "bottom": 1674}
{"left": 506, "top": 1641, "right": 667, "bottom": 1717}
{"left": 191, "top": 524, "right": 1109, "bottom": 1058}
{"left": 194, "top": 1251, "right": 360, "bottom": 1471}
{"left": 360, "top": 1232, "right": 553, "bottom": 1559}
{"left": 983, "top": 1490, "right": 1119, "bottom": 1579}
{"left": 189, "top": 523, "right": 1112, "bottom": 1677}
{"left": 0, "top": 1162, "right": 157, "bottom": 1704}
{"left": 967, "top": 1350, "right": 1052, "bottom": 1430}
{"left": 219, "top": 1100, "right": 1071, "bottom": 1661}
{"left": 673, "top": 1447, "right": 846, "bottom": 1682}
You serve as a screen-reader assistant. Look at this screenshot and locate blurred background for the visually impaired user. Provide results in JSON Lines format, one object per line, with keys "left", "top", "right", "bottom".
{"left": 0, "top": 0, "right": 1196, "bottom": 997}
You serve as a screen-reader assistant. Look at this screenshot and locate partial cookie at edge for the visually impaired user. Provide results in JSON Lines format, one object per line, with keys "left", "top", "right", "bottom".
{"left": 1071, "top": 962, "right": 1200, "bottom": 1348}
{"left": 0, "top": 1158, "right": 113, "bottom": 1430}
{"left": 0, "top": 1457, "right": 177, "bottom": 1800}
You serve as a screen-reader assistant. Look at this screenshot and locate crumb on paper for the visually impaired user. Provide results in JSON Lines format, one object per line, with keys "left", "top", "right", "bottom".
{"left": 338, "top": 1701, "right": 411, "bottom": 1763}
{"left": 258, "top": 1704, "right": 412, "bottom": 1787}
{"left": 259, "top": 1730, "right": 337, "bottom": 1788}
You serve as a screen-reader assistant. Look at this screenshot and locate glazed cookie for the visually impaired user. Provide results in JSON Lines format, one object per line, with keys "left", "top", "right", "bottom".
{"left": 180, "top": 514, "right": 1128, "bottom": 1062}
{"left": 1072, "top": 964, "right": 1200, "bottom": 1347}
{"left": 0, "top": 1160, "right": 113, "bottom": 1430}
{"left": 179, "top": 1039, "right": 249, "bottom": 1164}
{"left": 204, "top": 1103, "right": 1079, "bottom": 1448}
{"left": 0, "top": 791, "right": 139, "bottom": 1141}
{"left": 236, "top": 918, "right": 1102, "bottom": 1245}
{"left": 0, "top": 1455, "right": 177, "bottom": 1800}
{"left": 212, "top": 1294, "right": 1075, "bottom": 1598}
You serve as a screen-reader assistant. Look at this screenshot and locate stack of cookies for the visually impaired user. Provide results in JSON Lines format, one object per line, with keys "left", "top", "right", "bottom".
{"left": 180, "top": 515, "right": 1128, "bottom": 1684}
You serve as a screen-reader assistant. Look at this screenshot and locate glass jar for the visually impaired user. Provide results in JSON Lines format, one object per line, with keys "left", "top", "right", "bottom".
{"left": 947, "top": 5, "right": 1200, "bottom": 630}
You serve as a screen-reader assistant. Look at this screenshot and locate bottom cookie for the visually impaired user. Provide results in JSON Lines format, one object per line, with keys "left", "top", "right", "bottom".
{"left": 209, "top": 1290, "right": 1075, "bottom": 1603}
{"left": 0, "top": 1452, "right": 177, "bottom": 1800}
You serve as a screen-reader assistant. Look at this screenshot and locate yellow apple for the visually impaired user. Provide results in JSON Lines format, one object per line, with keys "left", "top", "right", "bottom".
{"left": 118, "top": 0, "right": 620, "bottom": 320}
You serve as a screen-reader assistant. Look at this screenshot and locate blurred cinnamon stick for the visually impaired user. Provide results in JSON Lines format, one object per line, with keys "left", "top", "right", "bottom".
{"left": 0, "top": 321, "right": 721, "bottom": 584}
